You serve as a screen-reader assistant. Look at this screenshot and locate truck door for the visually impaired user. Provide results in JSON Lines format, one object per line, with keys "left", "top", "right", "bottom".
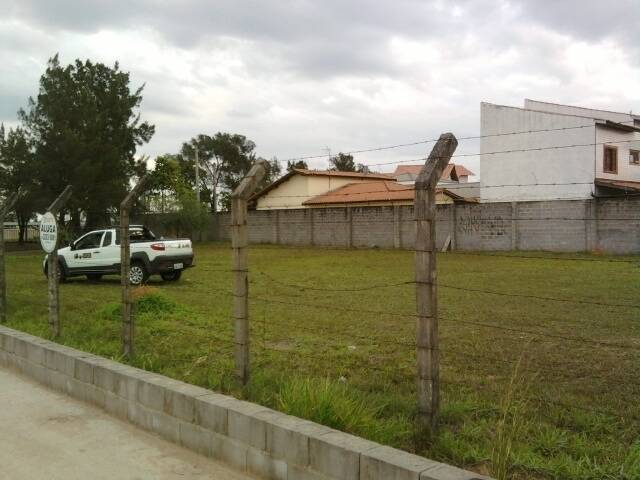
{"left": 100, "top": 230, "right": 120, "bottom": 271}
{"left": 68, "top": 231, "right": 105, "bottom": 271}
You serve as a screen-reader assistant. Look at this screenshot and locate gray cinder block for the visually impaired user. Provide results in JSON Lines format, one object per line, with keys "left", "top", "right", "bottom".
{"left": 261, "top": 411, "right": 331, "bottom": 467}
{"left": 194, "top": 392, "right": 233, "bottom": 434}
{"left": 164, "top": 382, "right": 210, "bottom": 423}
{"left": 361, "top": 445, "right": 441, "bottom": 480}
{"left": 179, "top": 421, "right": 213, "bottom": 457}
{"left": 247, "top": 447, "right": 287, "bottom": 480}
{"left": 309, "top": 430, "right": 379, "bottom": 480}
{"left": 211, "top": 432, "right": 248, "bottom": 472}
{"left": 226, "top": 399, "right": 271, "bottom": 450}
{"left": 421, "top": 464, "right": 492, "bottom": 480}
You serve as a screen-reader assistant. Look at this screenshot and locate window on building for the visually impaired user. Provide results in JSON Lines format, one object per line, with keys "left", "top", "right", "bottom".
{"left": 603, "top": 146, "right": 618, "bottom": 174}
{"left": 630, "top": 149, "right": 640, "bottom": 166}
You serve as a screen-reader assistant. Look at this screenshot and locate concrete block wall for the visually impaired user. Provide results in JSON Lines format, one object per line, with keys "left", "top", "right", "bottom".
{"left": 515, "top": 200, "right": 587, "bottom": 252}
{"left": 596, "top": 198, "right": 640, "bottom": 254}
{"left": 0, "top": 325, "right": 490, "bottom": 480}
{"left": 206, "top": 197, "right": 640, "bottom": 254}
{"left": 352, "top": 207, "right": 395, "bottom": 248}
{"left": 313, "top": 208, "right": 351, "bottom": 247}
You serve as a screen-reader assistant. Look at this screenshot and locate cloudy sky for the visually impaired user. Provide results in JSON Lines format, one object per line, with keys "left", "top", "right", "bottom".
{"left": 1, "top": 0, "right": 638, "bottom": 175}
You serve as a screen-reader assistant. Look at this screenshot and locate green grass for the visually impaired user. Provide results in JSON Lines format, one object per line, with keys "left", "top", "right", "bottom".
{"left": 4, "top": 243, "right": 640, "bottom": 479}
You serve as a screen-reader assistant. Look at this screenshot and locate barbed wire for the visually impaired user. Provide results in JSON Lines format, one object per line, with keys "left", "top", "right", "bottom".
{"left": 437, "top": 282, "right": 640, "bottom": 309}
{"left": 279, "top": 120, "right": 637, "bottom": 163}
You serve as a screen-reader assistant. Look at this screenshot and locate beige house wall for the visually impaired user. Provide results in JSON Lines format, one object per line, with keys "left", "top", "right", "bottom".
{"left": 306, "top": 192, "right": 455, "bottom": 208}
{"left": 256, "top": 175, "right": 388, "bottom": 210}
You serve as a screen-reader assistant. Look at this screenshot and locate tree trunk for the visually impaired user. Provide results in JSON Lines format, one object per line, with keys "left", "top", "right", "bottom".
{"left": 17, "top": 212, "right": 29, "bottom": 244}
{"left": 70, "top": 209, "right": 82, "bottom": 237}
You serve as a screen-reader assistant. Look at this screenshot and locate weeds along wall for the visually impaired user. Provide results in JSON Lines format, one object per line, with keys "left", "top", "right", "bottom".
{"left": 139, "top": 196, "right": 640, "bottom": 254}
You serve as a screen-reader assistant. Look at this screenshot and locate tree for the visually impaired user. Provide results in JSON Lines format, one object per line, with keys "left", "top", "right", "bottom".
{"left": 148, "top": 154, "right": 186, "bottom": 213}
{"left": 179, "top": 133, "right": 282, "bottom": 212}
{"left": 287, "top": 160, "right": 308, "bottom": 171}
{"left": 0, "top": 126, "right": 42, "bottom": 243}
{"left": 329, "top": 153, "right": 356, "bottom": 172}
{"left": 19, "top": 55, "right": 154, "bottom": 232}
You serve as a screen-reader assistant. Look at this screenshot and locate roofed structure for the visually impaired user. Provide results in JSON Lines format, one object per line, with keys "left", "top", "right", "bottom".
{"left": 303, "top": 181, "right": 467, "bottom": 207}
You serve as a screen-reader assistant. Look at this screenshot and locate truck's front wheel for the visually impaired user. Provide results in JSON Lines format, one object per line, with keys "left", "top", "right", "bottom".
{"left": 129, "top": 262, "right": 148, "bottom": 286}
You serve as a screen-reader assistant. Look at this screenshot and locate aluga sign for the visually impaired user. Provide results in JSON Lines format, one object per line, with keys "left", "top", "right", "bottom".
{"left": 39, "top": 212, "right": 58, "bottom": 253}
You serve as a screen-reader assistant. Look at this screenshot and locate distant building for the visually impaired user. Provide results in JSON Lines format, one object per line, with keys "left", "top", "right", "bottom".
{"left": 393, "top": 164, "right": 479, "bottom": 199}
{"left": 250, "top": 169, "right": 392, "bottom": 210}
{"left": 302, "top": 181, "right": 467, "bottom": 208}
{"left": 480, "top": 99, "right": 640, "bottom": 202}
{"left": 394, "top": 163, "right": 474, "bottom": 183}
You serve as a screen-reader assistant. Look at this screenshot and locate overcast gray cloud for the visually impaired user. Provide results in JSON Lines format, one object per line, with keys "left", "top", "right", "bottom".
{"left": 0, "top": 0, "right": 638, "bottom": 174}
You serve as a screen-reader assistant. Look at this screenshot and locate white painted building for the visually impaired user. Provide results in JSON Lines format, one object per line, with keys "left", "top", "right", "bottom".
{"left": 480, "top": 100, "right": 640, "bottom": 202}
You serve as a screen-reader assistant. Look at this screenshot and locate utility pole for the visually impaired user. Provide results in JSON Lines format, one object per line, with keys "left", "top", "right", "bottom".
{"left": 195, "top": 148, "right": 200, "bottom": 204}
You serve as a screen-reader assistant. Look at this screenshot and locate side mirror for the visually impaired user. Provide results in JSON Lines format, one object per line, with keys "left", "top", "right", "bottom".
{"left": 69, "top": 241, "right": 76, "bottom": 251}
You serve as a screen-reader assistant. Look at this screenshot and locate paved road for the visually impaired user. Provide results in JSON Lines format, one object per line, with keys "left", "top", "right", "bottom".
{"left": 0, "top": 367, "right": 254, "bottom": 480}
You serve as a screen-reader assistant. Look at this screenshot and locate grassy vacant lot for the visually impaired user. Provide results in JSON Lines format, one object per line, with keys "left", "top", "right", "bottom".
{"left": 5, "top": 243, "right": 640, "bottom": 479}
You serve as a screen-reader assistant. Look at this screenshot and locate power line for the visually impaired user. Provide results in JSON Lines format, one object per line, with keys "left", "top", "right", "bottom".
{"left": 368, "top": 138, "right": 640, "bottom": 168}
{"left": 279, "top": 121, "right": 636, "bottom": 163}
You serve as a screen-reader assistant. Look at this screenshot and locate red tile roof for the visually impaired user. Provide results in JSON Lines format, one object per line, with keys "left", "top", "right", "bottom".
{"left": 393, "top": 165, "right": 423, "bottom": 176}
{"left": 303, "top": 181, "right": 463, "bottom": 205}
{"left": 393, "top": 164, "right": 475, "bottom": 180}
{"left": 293, "top": 168, "right": 392, "bottom": 180}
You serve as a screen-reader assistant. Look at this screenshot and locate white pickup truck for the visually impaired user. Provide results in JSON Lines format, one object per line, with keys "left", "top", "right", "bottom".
{"left": 43, "top": 225, "right": 194, "bottom": 285}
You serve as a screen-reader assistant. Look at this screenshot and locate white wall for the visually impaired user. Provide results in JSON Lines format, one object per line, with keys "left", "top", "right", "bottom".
{"left": 596, "top": 126, "right": 640, "bottom": 181}
{"left": 480, "top": 103, "right": 596, "bottom": 202}
{"left": 524, "top": 99, "right": 639, "bottom": 125}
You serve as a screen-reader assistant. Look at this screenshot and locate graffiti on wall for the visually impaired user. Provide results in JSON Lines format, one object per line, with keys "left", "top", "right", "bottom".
{"left": 457, "top": 213, "right": 507, "bottom": 236}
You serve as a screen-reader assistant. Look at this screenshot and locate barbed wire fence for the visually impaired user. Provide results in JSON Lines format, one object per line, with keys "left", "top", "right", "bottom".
{"left": 199, "top": 126, "right": 640, "bottom": 445}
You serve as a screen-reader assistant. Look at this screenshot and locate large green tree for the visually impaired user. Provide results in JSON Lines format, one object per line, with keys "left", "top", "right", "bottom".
{"left": 0, "top": 125, "right": 43, "bottom": 242}
{"left": 329, "top": 152, "right": 356, "bottom": 172}
{"left": 179, "top": 133, "right": 281, "bottom": 212}
{"left": 19, "top": 55, "right": 154, "bottom": 232}
{"left": 287, "top": 159, "right": 308, "bottom": 171}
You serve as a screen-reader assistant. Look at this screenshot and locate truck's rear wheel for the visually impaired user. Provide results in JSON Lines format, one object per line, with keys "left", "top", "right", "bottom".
{"left": 129, "top": 262, "right": 148, "bottom": 286}
{"left": 44, "top": 261, "right": 66, "bottom": 283}
{"left": 161, "top": 271, "right": 182, "bottom": 282}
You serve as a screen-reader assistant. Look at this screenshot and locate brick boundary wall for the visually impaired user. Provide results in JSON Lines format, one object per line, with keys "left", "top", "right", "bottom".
{"left": 0, "top": 326, "right": 491, "bottom": 480}
{"left": 184, "top": 197, "right": 637, "bottom": 254}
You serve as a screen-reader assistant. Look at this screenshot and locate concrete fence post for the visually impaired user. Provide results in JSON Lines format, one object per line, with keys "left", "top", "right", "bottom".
{"left": 393, "top": 206, "right": 401, "bottom": 249}
{"left": 510, "top": 201, "right": 518, "bottom": 251}
{"left": 0, "top": 191, "right": 21, "bottom": 323}
{"left": 585, "top": 199, "right": 599, "bottom": 252}
{"left": 273, "top": 210, "right": 280, "bottom": 244}
{"left": 231, "top": 160, "right": 267, "bottom": 386}
{"left": 120, "top": 174, "right": 150, "bottom": 358}
{"left": 450, "top": 204, "right": 457, "bottom": 250}
{"left": 347, "top": 207, "right": 353, "bottom": 248}
{"left": 45, "top": 186, "right": 73, "bottom": 338}
{"left": 414, "top": 133, "right": 458, "bottom": 436}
